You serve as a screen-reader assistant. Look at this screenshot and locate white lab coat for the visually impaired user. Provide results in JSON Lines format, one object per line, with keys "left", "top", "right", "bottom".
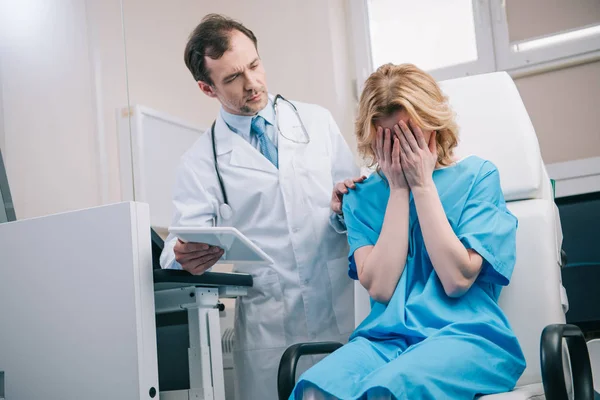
{"left": 161, "top": 97, "right": 359, "bottom": 400}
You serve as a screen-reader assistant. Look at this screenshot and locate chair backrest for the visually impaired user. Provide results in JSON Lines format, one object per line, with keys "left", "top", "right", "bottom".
{"left": 355, "top": 72, "right": 566, "bottom": 387}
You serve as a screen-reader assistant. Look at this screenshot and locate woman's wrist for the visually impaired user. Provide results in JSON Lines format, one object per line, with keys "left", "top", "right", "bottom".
{"left": 388, "top": 175, "right": 409, "bottom": 192}
{"left": 411, "top": 179, "right": 436, "bottom": 198}
{"left": 389, "top": 186, "right": 410, "bottom": 198}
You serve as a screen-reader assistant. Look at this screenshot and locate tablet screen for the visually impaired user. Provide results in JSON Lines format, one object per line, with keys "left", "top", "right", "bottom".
{"left": 169, "top": 227, "right": 273, "bottom": 265}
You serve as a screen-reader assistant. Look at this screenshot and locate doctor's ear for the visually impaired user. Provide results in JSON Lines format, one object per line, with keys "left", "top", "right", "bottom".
{"left": 198, "top": 81, "right": 218, "bottom": 98}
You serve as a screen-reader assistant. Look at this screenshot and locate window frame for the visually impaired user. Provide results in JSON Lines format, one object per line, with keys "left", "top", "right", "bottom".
{"left": 348, "top": 0, "right": 600, "bottom": 85}
{"left": 489, "top": 0, "right": 600, "bottom": 72}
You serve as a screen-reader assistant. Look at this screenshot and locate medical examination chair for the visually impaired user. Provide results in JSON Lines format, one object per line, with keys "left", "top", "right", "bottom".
{"left": 277, "top": 72, "right": 595, "bottom": 400}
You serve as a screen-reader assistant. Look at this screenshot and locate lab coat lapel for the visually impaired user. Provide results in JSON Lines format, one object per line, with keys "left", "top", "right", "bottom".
{"left": 214, "top": 115, "right": 278, "bottom": 175}
{"left": 276, "top": 120, "right": 297, "bottom": 174}
{"left": 213, "top": 116, "right": 233, "bottom": 156}
{"left": 276, "top": 99, "right": 308, "bottom": 174}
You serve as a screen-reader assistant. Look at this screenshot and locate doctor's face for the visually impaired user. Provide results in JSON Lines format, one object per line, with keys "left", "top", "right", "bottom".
{"left": 199, "top": 30, "right": 268, "bottom": 116}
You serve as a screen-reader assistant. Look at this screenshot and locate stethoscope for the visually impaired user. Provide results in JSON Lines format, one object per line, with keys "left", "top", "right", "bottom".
{"left": 211, "top": 94, "right": 310, "bottom": 224}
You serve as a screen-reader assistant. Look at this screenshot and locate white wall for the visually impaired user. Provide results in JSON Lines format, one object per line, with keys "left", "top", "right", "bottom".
{"left": 0, "top": 59, "right": 5, "bottom": 153}
{"left": 515, "top": 61, "right": 600, "bottom": 164}
{"left": 0, "top": 1, "right": 98, "bottom": 218}
{"left": 0, "top": 0, "right": 128, "bottom": 219}
{"left": 85, "top": 0, "right": 130, "bottom": 204}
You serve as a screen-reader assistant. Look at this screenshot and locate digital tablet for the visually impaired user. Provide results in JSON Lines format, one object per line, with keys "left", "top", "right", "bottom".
{"left": 168, "top": 226, "right": 274, "bottom": 265}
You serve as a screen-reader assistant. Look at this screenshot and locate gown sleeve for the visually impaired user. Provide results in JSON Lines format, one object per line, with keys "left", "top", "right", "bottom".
{"left": 456, "top": 161, "right": 518, "bottom": 286}
{"left": 342, "top": 190, "right": 379, "bottom": 280}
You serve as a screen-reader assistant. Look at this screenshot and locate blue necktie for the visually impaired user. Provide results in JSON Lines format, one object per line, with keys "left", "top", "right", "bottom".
{"left": 251, "top": 115, "right": 278, "bottom": 168}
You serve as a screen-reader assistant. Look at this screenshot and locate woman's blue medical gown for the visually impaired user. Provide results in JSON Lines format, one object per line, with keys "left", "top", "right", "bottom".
{"left": 292, "top": 156, "right": 526, "bottom": 399}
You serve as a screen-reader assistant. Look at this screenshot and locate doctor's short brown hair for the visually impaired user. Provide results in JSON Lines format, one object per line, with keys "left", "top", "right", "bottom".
{"left": 355, "top": 63, "right": 459, "bottom": 168}
{"left": 184, "top": 14, "right": 258, "bottom": 86}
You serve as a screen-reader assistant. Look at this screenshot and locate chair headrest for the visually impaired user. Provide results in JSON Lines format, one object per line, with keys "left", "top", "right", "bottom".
{"left": 439, "top": 72, "right": 543, "bottom": 201}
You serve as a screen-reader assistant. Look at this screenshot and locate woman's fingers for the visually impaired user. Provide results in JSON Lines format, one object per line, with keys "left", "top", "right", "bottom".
{"left": 392, "top": 135, "right": 401, "bottom": 166}
{"left": 399, "top": 139, "right": 409, "bottom": 170}
{"left": 399, "top": 120, "right": 419, "bottom": 152}
{"left": 409, "top": 119, "right": 428, "bottom": 150}
{"left": 398, "top": 128, "right": 413, "bottom": 156}
{"left": 383, "top": 128, "right": 391, "bottom": 165}
{"left": 393, "top": 124, "right": 403, "bottom": 146}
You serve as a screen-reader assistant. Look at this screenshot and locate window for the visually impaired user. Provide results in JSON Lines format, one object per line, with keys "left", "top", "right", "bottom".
{"left": 349, "top": 0, "right": 495, "bottom": 85}
{"left": 349, "top": 0, "right": 600, "bottom": 86}
{"left": 490, "top": 0, "right": 600, "bottom": 71}
{"left": 368, "top": 0, "right": 478, "bottom": 71}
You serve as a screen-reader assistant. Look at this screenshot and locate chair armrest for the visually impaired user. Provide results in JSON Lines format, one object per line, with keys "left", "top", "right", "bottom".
{"left": 541, "top": 323, "right": 594, "bottom": 400}
{"left": 277, "top": 341, "right": 343, "bottom": 400}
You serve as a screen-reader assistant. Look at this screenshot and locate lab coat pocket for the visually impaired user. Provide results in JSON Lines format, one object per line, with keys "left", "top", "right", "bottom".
{"left": 326, "top": 257, "right": 355, "bottom": 335}
{"left": 293, "top": 155, "right": 332, "bottom": 209}
{"left": 234, "top": 272, "right": 286, "bottom": 352}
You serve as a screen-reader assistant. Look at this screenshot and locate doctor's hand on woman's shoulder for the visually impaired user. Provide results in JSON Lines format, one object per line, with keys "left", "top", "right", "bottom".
{"left": 174, "top": 240, "right": 225, "bottom": 275}
{"left": 331, "top": 175, "right": 368, "bottom": 215}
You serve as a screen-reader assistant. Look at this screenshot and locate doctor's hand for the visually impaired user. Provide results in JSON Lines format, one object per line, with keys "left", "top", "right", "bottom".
{"left": 374, "top": 126, "right": 408, "bottom": 191}
{"left": 174, "top": 240, "right": 225, "bottom": 275}
{"left": 331, "top": 175, "right": 367, "bottom": 214}
{"left": 397, "top": 120, "right": 437, "bottom": 190}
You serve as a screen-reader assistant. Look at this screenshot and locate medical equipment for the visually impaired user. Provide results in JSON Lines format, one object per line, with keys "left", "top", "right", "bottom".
{"left": 0, "top": 201, "right": 254, "bottom": 399}
{"left": 0, "top": 144, "right": 255, "bottom": 399}
{"left": 210, "top": 94, "right": 310, "bottom": 223}
{"left": 272, "top": 94, "right": 310, "bottom": 144}
{"left": 556, "top": 192, "right": 600, "bottom": 336}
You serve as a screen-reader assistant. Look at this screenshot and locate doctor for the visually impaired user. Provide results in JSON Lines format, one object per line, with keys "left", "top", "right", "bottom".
{"left": 160, "top": 14, "right": 362, "bottom": 400}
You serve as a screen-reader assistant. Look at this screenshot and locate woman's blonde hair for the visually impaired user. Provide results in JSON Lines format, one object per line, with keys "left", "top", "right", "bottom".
{"left": 355, "top": 63, "right": 459, "bottom": 167}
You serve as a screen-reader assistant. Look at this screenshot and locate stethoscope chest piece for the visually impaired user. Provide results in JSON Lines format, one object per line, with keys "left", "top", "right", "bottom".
{"left": 219, "top": 203, "right": 233, "bottom": 220}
